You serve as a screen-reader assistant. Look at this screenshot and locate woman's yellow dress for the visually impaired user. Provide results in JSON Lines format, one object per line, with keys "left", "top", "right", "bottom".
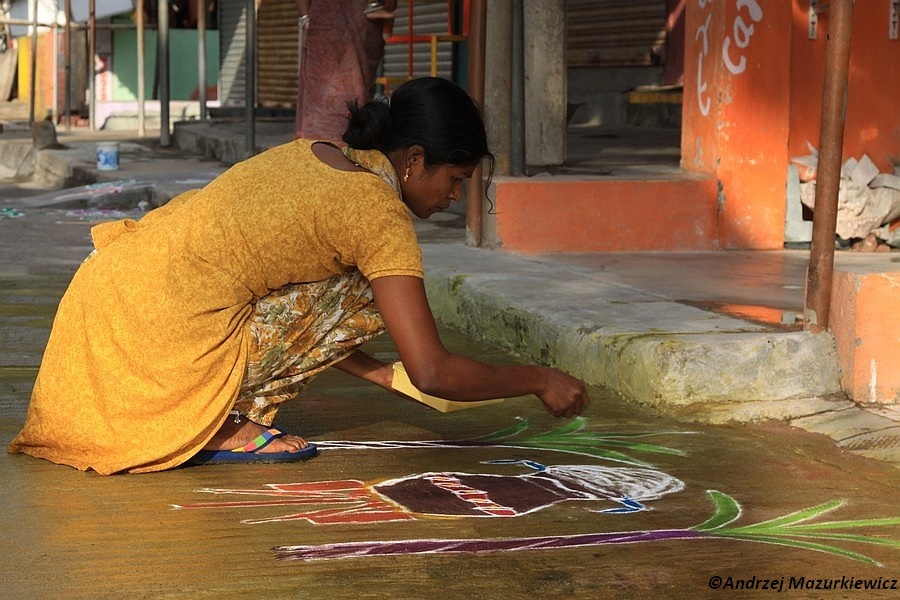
{"left": 7, "top": 140, "right": 423, "bottom": 474}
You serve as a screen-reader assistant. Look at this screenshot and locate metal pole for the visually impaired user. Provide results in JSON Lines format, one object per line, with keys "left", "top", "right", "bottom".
{"left": 51, "top": 21, "right": 58, "bottom": 122}
{"left": 804, "top": 0, "right": 855, "bottom": 334}
{"left": 137, "top": 0, "right": 146, "bottom": 136}
{"left": 197, "top": 0, "right": 207, "bottom": 121}
{"left": 28, "top": 0, "right": 37, "bottom": 122}
{"left": 88, "top": 0, "right": 95, "bottom": 129}
{"left": 465, "top": 0, "right": 487, "bottom": 247}
{"left": 64, "top": 0, "right": 71, "bottom": 131}
{"left": 510, "top": 0, "right": 525, "bottom": 176}
{"left": 407, "top": 0, "right": 414, "bottom": 76}
{"left": 244, "top": 0, "right": 256, "bottom": 157}
{"left": 158, "top": 0, "right": 171, "bottom": 146}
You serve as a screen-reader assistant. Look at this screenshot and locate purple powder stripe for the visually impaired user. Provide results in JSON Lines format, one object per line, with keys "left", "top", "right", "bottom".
{"left": 273, "top": 529, "right": 704, "bottom": 561}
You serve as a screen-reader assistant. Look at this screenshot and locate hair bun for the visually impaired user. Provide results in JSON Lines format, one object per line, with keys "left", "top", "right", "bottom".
{"left": 342, "top": 99, "right": 391, "bottom": 150}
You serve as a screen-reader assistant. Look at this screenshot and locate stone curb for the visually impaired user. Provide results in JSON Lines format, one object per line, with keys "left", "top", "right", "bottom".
{"left": 421, "top": 243, "right": 843, "bottom": 421}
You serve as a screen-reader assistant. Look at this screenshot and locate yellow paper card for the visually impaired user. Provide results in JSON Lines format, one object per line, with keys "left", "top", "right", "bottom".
{"left": 390, "top": 362, "right": 505, "bottom": 413}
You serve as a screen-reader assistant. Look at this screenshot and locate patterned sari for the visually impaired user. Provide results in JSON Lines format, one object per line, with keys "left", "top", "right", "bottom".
{"left": 235, "top": 269, "right": 384, "bottom": 425}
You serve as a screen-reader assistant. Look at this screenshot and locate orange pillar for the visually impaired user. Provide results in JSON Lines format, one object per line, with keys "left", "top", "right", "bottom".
{"left": 682, "top": 0, "right": 793, "bottom": 249}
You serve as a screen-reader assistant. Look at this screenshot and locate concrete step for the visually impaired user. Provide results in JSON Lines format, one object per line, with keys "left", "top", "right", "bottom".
{"left": 421, "top": 242, "right": 844, "bottom": 419}
{"left": 0, "top": 100, "right": 30, "bottom": 122}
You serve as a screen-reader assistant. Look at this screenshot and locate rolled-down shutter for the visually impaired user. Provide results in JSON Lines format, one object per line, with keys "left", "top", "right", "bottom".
{"left": 567, "top": 0, "right": 667, "bottom": 67}
{"left": 218, "top": 0, "right": 247, "bottom": 107}
{"left": 382, "top": 2, "right": 454, "bottom": 83}
{"left": 258, "top": 0, "right": 298, "bottom": 108}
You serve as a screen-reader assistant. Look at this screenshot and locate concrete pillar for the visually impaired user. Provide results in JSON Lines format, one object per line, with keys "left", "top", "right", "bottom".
{"left": 484, "top": 0, "right": 512, "bottom": 176}
{"left": 481, "top": 0, "right": 511, "bottom": 248}
{"left": 481, "top": 0, "right": 566, "bottom": 248}
{"left": 484, "top": 0, "right": 566, "bottom": 174}
{"left": 523, "top": 0, "right": 566, "bottom": 170}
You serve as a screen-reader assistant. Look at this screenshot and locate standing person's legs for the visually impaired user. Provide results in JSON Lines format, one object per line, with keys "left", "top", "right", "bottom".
{"left": 295, "top": 0, "right": 385, "bottom": 142}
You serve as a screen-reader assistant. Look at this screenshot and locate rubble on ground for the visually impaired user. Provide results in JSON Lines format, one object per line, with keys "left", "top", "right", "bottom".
{"left": 792, "top": 147, "right": 900, "bottom": 251}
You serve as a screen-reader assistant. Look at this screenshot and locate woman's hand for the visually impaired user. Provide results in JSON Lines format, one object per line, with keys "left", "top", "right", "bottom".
{"left": 534, "top": 366, "right": 590, "bottom": 418}
{"left": 332, "top": 350, "right": 393, "bottom": 390}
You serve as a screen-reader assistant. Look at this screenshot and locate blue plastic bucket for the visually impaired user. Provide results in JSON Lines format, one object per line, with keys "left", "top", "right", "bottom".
{"left": 96, "top": 142, "right": 119, "bottom": 171}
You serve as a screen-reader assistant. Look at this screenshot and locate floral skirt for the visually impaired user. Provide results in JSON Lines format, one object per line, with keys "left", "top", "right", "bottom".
{"left": 233, "top": 269, "right": 385, "bottom": 425}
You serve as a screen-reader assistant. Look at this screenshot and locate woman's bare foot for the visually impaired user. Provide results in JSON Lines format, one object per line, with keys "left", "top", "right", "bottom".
{"left": 204, "top": 417, "right": 308, "bottom": 454}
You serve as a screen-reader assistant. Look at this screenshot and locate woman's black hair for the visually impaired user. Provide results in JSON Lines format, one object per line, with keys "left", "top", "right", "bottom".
{"left": 343, "top": 77, "right": 491, "bottom": 168}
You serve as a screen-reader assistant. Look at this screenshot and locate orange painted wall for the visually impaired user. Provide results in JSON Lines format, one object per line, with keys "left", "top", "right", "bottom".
{"left": 789, "top": 0, "right": 900, "bottom": 173}
{"left": 17, "top": 35, "right": 45, "bottom": 119}
{"left": 682, "top": 0, "right": 792, "bottom": 250}
{"left": 717, "top": 0, "right": 792, "bottom": 250}
{"left": 682, "top": 1, "right": 898, "bottom": 249}
{"left": 17, "top": 33, "right": 64, "bottom": 121}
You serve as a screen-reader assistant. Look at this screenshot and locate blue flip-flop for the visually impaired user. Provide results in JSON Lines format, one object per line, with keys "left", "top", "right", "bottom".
{"left": 185, "top": 428, "right": 318, "bottom": 465}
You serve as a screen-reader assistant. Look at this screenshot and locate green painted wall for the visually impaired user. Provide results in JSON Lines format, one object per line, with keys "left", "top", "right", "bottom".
{"left": 112, "top": 30, "right": 219, "bottom": 101}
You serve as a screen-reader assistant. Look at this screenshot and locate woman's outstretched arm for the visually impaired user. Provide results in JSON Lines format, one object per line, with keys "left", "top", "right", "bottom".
{"left": 369, "top": 275, "right": 589, "bottom": 418}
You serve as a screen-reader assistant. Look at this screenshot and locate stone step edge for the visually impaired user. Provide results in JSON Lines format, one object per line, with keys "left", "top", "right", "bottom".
{"left": 423, "top": 256, "right": 843, "bottom": 420}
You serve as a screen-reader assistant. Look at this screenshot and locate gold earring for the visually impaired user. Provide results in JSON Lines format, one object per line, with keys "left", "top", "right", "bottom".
{"left": 403, "top": 167, "right": 410, "bottom": 182}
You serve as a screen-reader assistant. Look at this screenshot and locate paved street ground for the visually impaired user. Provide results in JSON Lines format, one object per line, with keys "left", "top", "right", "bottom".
{"left": 1, "top": 174, "right": 898, "bottom": 598}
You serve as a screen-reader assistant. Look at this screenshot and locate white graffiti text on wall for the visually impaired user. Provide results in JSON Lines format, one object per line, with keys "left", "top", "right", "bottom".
{"left": 694, "top": 0, "right": 766, "bottom": 117}
{"left": 694, "top": 2, "right": 714, "bottom": 116}
{"left": 724, "top": 0, "right": 764, "bottom": 75}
